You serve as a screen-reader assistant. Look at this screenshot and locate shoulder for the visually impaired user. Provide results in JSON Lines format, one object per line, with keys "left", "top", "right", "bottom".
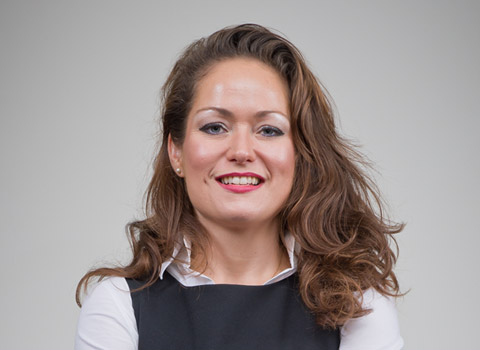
{"left": 80, "top": 277, "right": 134, "bottom": 320}
{"left": 340, "top": 288, "right": 404, "bottom": 350}
{"left": 83, "top": 276, "right": 131, "bottom": 300}
{"left": 75, "top": 277, "right": 138, "bottom": 350}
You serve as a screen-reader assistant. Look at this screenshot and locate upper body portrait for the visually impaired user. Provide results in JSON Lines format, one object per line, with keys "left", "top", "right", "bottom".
{"left": 75, "top": 24, "right": 404, "bottom": 350}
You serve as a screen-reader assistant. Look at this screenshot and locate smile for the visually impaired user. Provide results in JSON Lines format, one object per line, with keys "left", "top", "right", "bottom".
{"left": 215, "top": 172, "right": 264, "bottom": 193}
{"left": 219, "top": 176, "right": 260, "bottom": 185}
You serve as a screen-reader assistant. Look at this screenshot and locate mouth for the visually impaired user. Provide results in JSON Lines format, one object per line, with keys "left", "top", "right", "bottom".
{"left": 215, "top": 172, "right": 264, "bottom": 187}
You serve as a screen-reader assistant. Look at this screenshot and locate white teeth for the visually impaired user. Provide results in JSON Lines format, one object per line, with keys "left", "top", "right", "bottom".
{"left": 219, "top": 176, "right": 261, "bottom": 185}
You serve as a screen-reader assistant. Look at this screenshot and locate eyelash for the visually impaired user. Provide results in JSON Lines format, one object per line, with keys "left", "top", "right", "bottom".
{"left": 199, "top": 123, "right": 284, "bottom": 137}
{"left": 259, "top": 126, "right": 284, "bottom": 137}
{"left": 199, "top": 123, "right": 227, "bottom": 135}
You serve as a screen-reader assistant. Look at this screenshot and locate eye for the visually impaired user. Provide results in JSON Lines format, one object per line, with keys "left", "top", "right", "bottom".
{"left": 200, "top": 122, "right": 227, "bottom": 135}
{"left": 259, "top": 126, "right": 284, "bottom": 137}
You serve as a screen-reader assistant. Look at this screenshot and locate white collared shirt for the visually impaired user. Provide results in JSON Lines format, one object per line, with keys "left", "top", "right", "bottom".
{"left": 75, "top": 234, "right": 404, "bottom": 350}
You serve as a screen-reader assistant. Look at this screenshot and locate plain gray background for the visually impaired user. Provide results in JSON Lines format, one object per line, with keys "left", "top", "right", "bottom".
{"left": 1, "top": 1, "right": 479, "bottom": 349}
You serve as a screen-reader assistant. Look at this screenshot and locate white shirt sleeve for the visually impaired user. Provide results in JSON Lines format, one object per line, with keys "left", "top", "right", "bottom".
{"left": 75, "top": 277, "right": 138, "bottom": 350}
{"left": 339, "top": 289, "right": 404, "bottom": 350}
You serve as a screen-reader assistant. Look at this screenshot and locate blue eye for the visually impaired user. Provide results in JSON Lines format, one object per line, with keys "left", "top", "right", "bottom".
{"left": 259, "top": 126, "right": 284, "bottom": 137}
{"left": 200, "top": 123, "right": 227, "bottom": 135}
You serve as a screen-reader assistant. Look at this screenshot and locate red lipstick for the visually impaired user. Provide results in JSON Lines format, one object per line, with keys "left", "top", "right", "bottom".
{"left": 215, "top": 172, "right": 264, "bottom": 193}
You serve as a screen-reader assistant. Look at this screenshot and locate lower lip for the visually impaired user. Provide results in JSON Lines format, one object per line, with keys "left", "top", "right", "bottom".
{"left": 217, "top": 182, "right": 263, "bottom": 193}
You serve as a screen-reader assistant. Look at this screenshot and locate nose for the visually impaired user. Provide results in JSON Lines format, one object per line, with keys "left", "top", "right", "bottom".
{"left": 226, "top": 127, "right": 256, "bottom": 164}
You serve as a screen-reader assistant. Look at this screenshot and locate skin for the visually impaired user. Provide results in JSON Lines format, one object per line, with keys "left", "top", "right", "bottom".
{"left": 168, "top": 58, "right": 295, "bottom": 285}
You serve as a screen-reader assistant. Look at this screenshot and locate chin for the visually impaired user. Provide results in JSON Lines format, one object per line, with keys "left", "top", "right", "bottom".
{"left": 218, "top": 208, "right": 279, "bottom": 227}
{"left": 219, "top": 211, "right": 258, "bottom": 222}
{"left": 207, "top": 206, "right": 267, "bottom": 225}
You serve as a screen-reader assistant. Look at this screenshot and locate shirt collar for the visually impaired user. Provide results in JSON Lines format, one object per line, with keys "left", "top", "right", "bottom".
{"left": 159, "top": 232, "right": 298, "bottom": 285}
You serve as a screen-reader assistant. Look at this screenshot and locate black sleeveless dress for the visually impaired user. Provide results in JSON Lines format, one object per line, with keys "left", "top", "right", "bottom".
{"left": 127, "top": 272, "right": 340, "bottom": 350}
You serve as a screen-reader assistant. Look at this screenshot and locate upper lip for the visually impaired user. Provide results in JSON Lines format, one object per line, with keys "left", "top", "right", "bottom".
{"left": 215, "top": 172, "right": 265, "bottom": 182}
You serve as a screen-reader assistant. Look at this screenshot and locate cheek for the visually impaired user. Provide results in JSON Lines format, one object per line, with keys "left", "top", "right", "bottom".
{"left": 271, "top": 143, "right": 296, "bottom": 178}
{"left": 182, "top": 137, "right": 221, "bottom": 174}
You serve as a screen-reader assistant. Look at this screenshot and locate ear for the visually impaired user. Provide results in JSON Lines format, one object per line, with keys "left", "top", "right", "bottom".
{"left": 167, "top": 134, "right": 184, "bottom": 177}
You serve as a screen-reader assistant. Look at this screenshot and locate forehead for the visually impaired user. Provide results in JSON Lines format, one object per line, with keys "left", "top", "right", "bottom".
{"left": 190, "top": 58, "right": 290, "bottom": 115}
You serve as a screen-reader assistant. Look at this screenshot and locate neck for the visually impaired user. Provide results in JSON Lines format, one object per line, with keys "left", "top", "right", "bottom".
{"left": 191, "top": 217, "right": 290, "bottom": 285}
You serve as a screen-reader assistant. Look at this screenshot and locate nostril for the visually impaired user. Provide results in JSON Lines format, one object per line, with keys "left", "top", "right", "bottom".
{"left": 228, "top": 149, "right": 255, "bottom": 163}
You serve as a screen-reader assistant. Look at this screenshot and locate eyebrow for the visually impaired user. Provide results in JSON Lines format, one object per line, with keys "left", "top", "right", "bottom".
{"left": 194, "top": 107, "right": 289, "bottom": 119}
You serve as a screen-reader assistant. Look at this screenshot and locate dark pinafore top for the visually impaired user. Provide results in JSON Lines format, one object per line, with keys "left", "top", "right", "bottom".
{"left": 126, "top": 272, "right": 340, "bottom": 350}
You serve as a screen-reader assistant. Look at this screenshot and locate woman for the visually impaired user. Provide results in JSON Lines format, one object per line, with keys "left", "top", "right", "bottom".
{"left": 76, "top": 24, "right": 404, "bottom": 349}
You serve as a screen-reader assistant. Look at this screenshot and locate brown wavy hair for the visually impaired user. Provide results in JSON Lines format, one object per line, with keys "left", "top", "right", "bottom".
{"left": 76, "top": 23, "right": 403, "bottom": 328}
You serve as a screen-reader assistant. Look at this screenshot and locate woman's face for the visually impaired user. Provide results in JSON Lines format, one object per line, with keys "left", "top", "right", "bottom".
{"left": 169, "top": 58, "right": 295, "bottom": 228}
